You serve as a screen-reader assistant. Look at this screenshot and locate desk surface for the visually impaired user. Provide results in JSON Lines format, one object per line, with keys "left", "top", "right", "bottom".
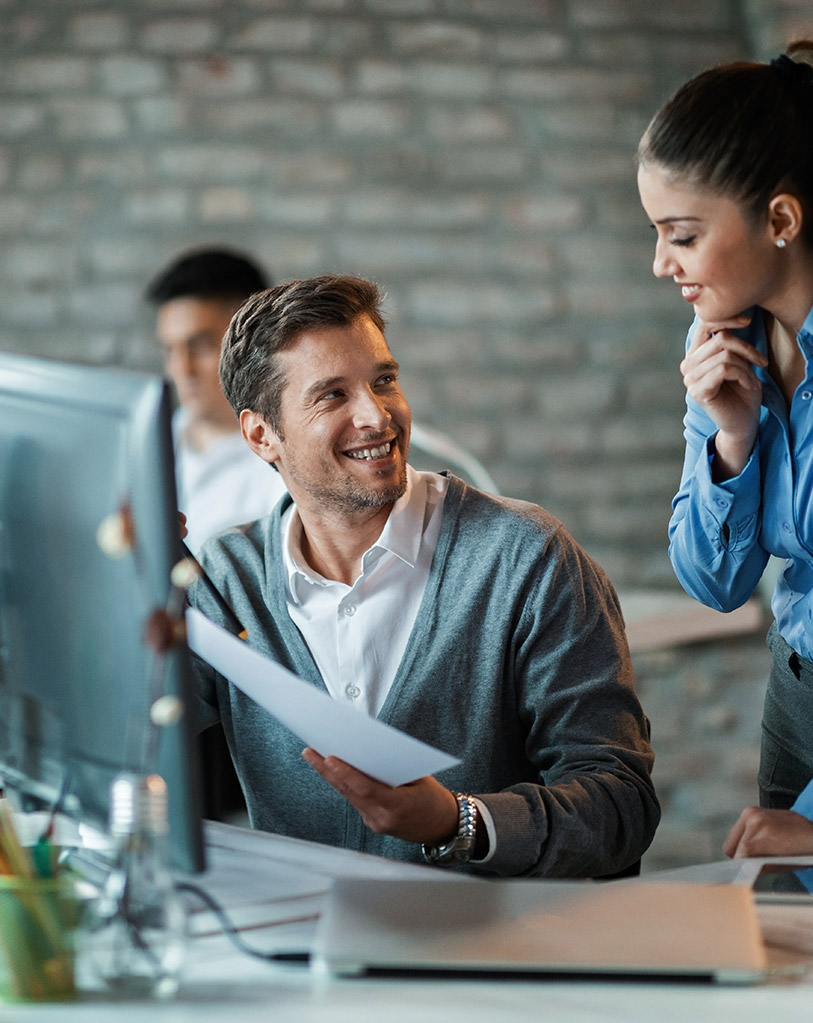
{"left": 10, "top": 823, "right": 813, "bottom": 1022}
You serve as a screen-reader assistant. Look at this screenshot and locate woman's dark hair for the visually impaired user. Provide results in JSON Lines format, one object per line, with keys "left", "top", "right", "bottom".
{"left": 637, "top": 42, "right": 813, "bottom": 240}
{"left": 219, "top": 274, "right": 387, "bottom": 436}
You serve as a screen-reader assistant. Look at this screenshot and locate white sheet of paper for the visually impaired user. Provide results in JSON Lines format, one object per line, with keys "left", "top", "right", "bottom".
{"left": 185, "top": 607, "right": 460, "bottom": 787}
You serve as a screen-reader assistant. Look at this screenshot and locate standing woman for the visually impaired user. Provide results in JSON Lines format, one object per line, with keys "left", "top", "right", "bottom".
{"left": 637, "top": 42, "right": 813, "bottom": 856}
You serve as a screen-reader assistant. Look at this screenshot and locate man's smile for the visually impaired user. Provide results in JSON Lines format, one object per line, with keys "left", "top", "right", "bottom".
{"left": 344, "top": 440, "right": 394, "bottom": 461}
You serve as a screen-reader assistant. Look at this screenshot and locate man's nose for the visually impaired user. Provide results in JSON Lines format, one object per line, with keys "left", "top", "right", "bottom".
{"left": 351, "top": 388, "right": 391, "bottom": 430}
{"left": 165, "top": 345, "right": 195, "bottom": 378}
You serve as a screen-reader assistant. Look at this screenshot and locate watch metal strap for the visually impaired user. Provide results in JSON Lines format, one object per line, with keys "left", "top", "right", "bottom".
{"left": 421, "top": 793, "right": 477, "bottom": 866}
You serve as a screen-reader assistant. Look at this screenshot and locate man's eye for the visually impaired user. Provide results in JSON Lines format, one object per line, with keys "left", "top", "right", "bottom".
{"left": 376, "top": 375, "right": 395, "bottom": 386}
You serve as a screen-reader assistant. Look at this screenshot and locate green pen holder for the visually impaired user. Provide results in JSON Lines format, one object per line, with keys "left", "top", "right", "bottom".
{"left": 0, "top": 873, "right": 78, "bottom": 1002}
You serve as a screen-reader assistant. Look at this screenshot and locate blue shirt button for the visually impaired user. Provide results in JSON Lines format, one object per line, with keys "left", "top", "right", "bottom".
{"left": 802, "top": 390, "right": 812, "bottom": 400}
{"left": 783, "top": 521, "right": 793, "bottom": 533}
{"left": 715, "top": 498, "right": 727, "bottom": 508}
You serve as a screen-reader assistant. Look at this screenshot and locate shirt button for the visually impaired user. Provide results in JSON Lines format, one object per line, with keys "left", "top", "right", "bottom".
{"left": 715, "top": 498, "right": 728, "bottom": 508}
{"left": 342, "top": 604, "right": 356, "bottom": 617}
{"left": 783, "top": 521, "right": 792, "bottom": 533}
{"left": 802, "top": 390, "right": 812, "bottom": 400}
{"left": 345, "top": 683, "right": 361, "bottom": 700}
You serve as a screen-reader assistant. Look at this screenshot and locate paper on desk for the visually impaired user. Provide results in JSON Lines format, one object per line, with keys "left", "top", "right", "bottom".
{"left": 185, "top": 607, "right": 460, "bottom": 787}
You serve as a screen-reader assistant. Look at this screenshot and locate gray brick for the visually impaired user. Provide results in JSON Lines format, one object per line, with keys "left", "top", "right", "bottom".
{"left": 99, "top": 57, "right": 167, "bottom": 95}
{"left": 571, "top": 0, "right": 733, "bottom": 31}
{"left": 176, "top": 58, "right": 261, "bottom": 95}
{"left": 76, "top": 150, "right": 148, "bottom": 185}
{"left": 69, "top": 283, "right": 140, "bottom": 326}
{"left": 387, "top": 21, "right": 484, "bottom": 56}
{"left": 87, "top": 238, "right": 167, "bottom": 277}
{"left": 408, "top": 62, "right": 494, "bottom": 98}
{"left": 229, "top": 17, "right": 315, "bottom": 51}
{"left": 271, "top": 153, "right": 354, "bottom": 186}
{"left": 494, "top": 31, "right": 570, "bottom": 62}
{"left": 123, "top": 189, "right": 190, "bottom": 224}
{"left": 539, "top": 373, "right": 618, "bottom": 420}
{"left": 255, "top": 193, "right": 334, "bottom": 224}
{"left": 355, "top": 59, "right": 411, "bottom": 94}
{"left": 156, "top": 145, "right": 269, "bottom": 181}
{"left": 501, "top": 193, "right": 588, "bottom": 232}
{"left": 270, "top": 58, "right": 346, "bottom": 97}
{"left": 69, "top": 13, "right": 129, "bottom": 49}
{"left": 199, "top": 187, "right": 255, "bottom": 222}
{"left": 132, "top": 98, "right": 189, "bottom": 133}
{"left": 0, "top": 102, "right": 45, "bottom": 137}
{"left": 53, "top": 99, "right": 128, "bottom": 139}
{"left": 341, "top": 190, "right": 490, "bottom": 227}
{"left": 427, "top": 105, "right": 514, "bottom": 143}
{"left": 198, "top": 99, "right": 321, "bottom": 134}
{"left": 332, "top": 100, "right": 410, "bottom": 136}
{"left": 7, "top": 57, "right": 92, "bottom": 92}
{"left": 437, "top": 146, "right": 528, "bottom": 183}
{"left": 0, "top": 290, "right": 60, "bottom": 327}
{"left": 141, "top": 18, "right": 218, "bottom": 53}
{"left": 318, "top": 20, "right": 377, "bottom": 56}
{"left": 336, "top": 232, "right": 487, "bottom": 274}
{"left": 0, "top": 243, "right": 75, "bottom": 285}
{"left": 16, "top": 155, "right": 65, "bottom": 190}
{"left": 409, "top": 280, "right": 560, "bottom": 325}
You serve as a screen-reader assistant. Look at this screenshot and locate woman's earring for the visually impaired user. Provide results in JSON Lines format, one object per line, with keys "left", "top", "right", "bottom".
{"left": 776, "top": 238, "right": 787, "bottom": 248}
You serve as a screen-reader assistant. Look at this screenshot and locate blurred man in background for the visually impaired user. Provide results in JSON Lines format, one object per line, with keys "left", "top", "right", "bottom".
{"left": 146, "top": 247, "right": 287, "bottom": 554}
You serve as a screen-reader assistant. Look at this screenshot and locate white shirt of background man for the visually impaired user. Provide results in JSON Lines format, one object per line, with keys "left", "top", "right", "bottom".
{"left": 173, "top": 407, "right": 288, "bottom": 555}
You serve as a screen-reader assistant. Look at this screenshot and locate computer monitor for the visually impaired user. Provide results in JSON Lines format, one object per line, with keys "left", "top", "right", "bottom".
{"left": 0, "top": 352, "right": 205, "bottom": 873}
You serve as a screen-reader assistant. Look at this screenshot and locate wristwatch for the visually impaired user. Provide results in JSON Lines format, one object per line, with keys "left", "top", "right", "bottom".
{"left": 422, "top": 793, "right": 478, "bottom": 866}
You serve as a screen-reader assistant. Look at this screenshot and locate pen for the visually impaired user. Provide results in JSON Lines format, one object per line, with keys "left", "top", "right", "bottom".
{"left": 181, "top": 542, "right": 247, "bottom": 639}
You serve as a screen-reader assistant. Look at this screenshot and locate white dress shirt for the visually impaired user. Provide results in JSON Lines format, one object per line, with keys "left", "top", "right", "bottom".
{"left": 173, "top": 408, "right": 287, "bottom": 554}
{"left": 282, "top": 467, "right": 448, "bottom": 717}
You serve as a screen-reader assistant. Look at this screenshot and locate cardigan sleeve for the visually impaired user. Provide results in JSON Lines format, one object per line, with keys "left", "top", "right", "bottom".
{"left": 476, "top": 526, "right": 660, "bottom": 878}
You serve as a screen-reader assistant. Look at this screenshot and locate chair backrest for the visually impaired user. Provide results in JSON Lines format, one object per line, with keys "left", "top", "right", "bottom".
{"left": 409, "top": 422, "right": 498, "bottom": 493}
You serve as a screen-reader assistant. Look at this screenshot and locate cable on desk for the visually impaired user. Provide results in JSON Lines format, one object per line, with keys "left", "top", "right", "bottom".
{"left": 174, "top": 880, "right": 312, "bottom": 964}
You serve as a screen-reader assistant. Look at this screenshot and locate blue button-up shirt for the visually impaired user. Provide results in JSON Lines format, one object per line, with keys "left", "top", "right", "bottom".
{"left": 669, "top": 303, "right": 813, "bottom": 661}
{"left": 669, "top": 303, "right": 813, "bottom": 819}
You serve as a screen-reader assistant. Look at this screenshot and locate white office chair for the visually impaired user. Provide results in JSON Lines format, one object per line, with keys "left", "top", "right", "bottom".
{"left": 409, "top": 422, "right": 499, "bottom": 494}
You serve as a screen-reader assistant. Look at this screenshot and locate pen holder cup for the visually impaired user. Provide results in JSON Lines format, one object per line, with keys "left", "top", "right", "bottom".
{"left": 0, "top": 873, "right": 78, "bottom": 1002}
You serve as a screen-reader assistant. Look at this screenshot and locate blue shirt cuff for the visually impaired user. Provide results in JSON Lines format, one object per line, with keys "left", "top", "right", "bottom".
{"left": 791, "top": 780, "right": 813, "bottom": 820}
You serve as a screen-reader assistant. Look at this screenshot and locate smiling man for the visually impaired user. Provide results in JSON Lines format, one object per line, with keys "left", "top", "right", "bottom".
{"left": 187, "top": 274, "right": 659, "bottom": 878}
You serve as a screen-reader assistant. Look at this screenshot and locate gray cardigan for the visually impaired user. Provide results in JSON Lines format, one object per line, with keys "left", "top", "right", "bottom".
{"left": 189, "top": 475, "right": 659, "bottom": 877}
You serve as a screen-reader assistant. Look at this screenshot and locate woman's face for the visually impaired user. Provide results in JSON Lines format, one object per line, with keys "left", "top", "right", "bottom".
{"left": 637, "top": 163, "right": 782, "bottom": 322}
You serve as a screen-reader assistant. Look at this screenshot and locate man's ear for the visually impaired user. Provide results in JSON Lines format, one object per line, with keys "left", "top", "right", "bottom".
{"left": 768, "top": 192, "right": 804, "bottom": 246}
{"left": 240, "top": 409, "right": 282, "bottom": 465}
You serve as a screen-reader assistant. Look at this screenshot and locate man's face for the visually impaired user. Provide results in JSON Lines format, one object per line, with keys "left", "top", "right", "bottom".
{"left": 156, "top": 297, "right": 237, "bottom": 426}
{"left": 264, "top": 314, "right": 411, "bottom": 517}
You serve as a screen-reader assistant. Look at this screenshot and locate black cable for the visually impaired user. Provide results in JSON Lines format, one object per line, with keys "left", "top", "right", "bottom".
{"left": 174, "top": 880, "right": 311, "bottom": 964}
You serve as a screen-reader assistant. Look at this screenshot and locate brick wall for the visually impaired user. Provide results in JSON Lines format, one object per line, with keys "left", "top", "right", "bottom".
{"left": 2, "top": 0, "right": 812, "bottom": 869}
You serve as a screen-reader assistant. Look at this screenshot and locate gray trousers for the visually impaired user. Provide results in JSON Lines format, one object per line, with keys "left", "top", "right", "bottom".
{"left": 759, "top": 622, "right": 813, "bottom": 809}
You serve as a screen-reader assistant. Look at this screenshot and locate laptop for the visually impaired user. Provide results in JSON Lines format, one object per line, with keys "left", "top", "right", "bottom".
{"left": 312, "top": 876, "right": 767, "bottom": 984}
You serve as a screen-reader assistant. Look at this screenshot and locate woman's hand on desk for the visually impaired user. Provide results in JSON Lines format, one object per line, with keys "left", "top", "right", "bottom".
{"left": 300, "top": 747, "right": 458, "bottom": 846}
{"left": 723, "top": 806, "right": 813, "bottom": 858}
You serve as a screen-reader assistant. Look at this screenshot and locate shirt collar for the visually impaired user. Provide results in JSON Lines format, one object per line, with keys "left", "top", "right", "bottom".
{"left": 282, "top": 465, "right": 427, "bottom": 604}
{"left": 801, "top": 302, "right": 813, "bottom": 347}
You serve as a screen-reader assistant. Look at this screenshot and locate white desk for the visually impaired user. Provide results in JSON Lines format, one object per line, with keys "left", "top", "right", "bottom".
{"left": 9, "top": 822, "right": 813, "bottom": 1022}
